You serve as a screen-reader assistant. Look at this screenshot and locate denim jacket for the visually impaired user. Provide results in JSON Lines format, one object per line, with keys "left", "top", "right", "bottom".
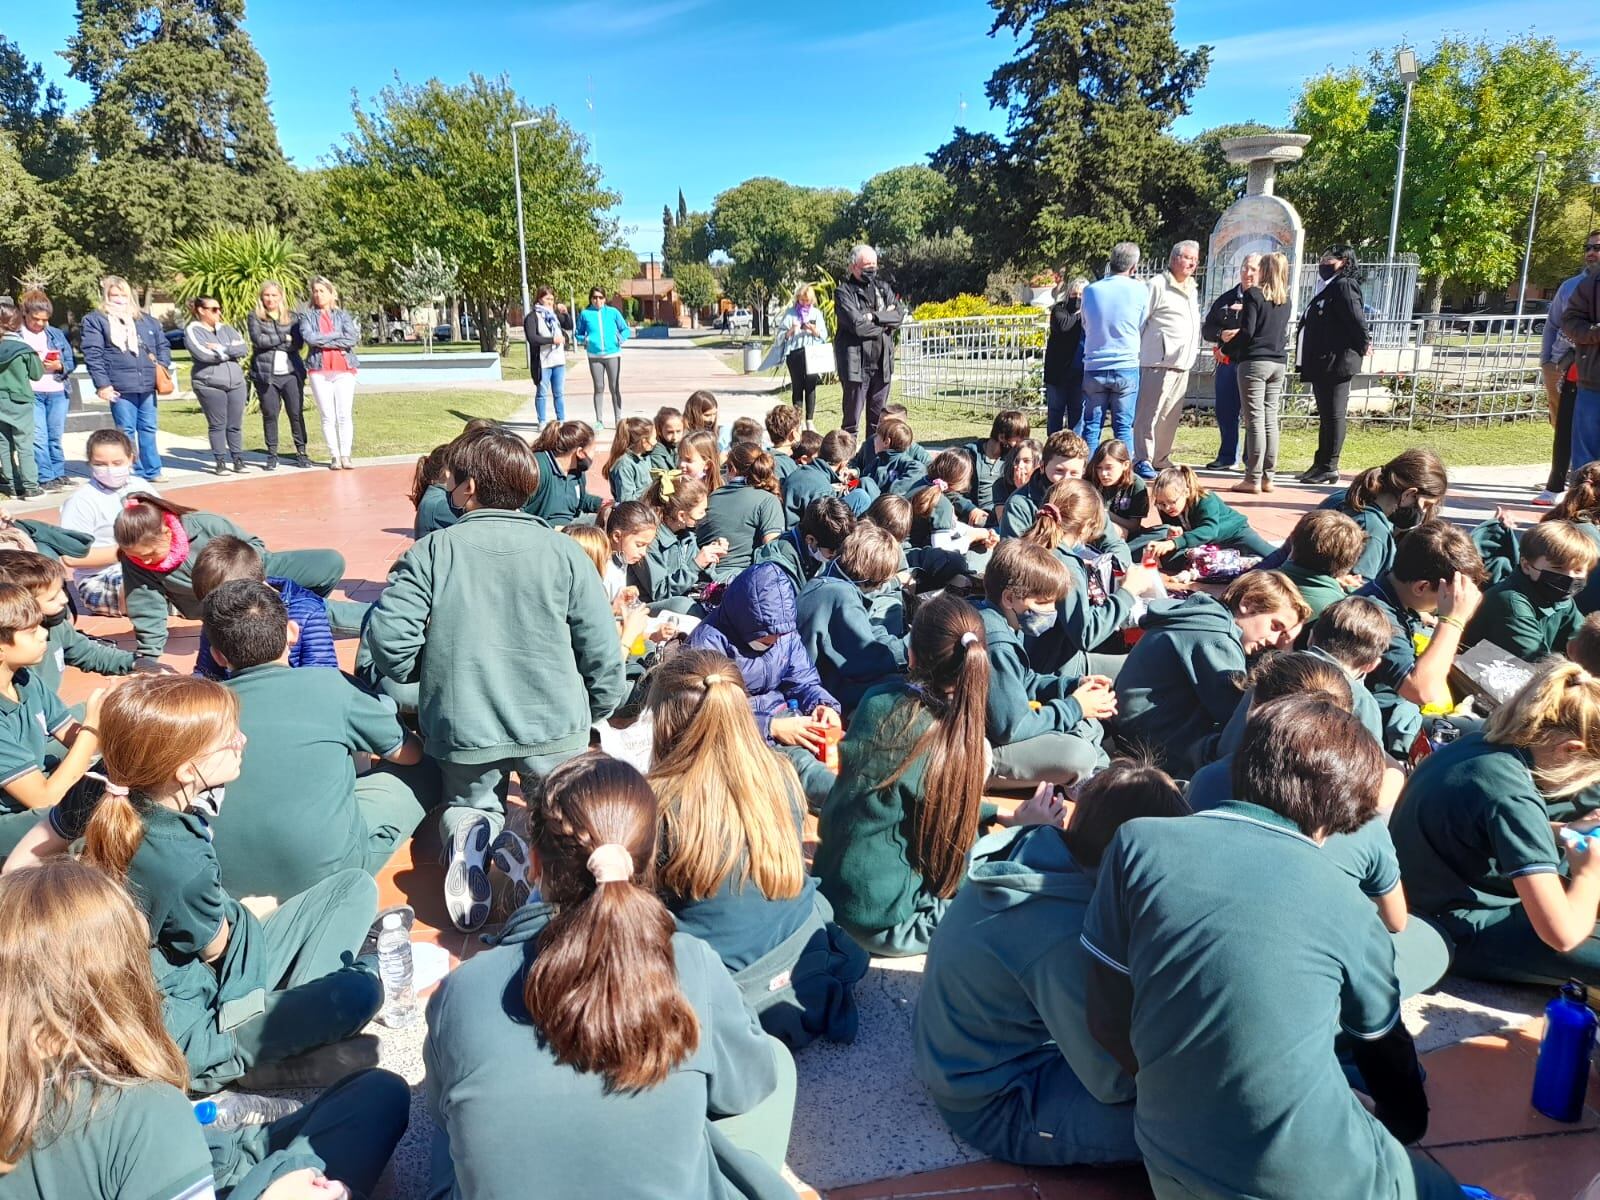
{"left": 294, "top": 308, "right": 361, "bottom": 372}
{"left": 28, "top": 325, "right": 74, "bottom": 393}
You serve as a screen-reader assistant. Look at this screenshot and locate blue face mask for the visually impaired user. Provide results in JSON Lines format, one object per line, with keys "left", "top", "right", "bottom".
{"left": 1018, "top": 606, "right": 1059, "bottom": 637}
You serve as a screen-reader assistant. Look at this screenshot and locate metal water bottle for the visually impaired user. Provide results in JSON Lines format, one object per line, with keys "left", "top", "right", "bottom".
{"left": 1531, "top": 980, "right": 1598, "bottom": 1122}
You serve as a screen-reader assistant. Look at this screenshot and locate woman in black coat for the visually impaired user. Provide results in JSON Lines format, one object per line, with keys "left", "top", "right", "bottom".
{"left": 245, "top": 280, "right": 308, "bottom": 469}
{"left": 1043, "top": 277, "right": 1087, "bottom": 435}
{"left": 1297, "top": 244, "right": 1370, "bottom": 484}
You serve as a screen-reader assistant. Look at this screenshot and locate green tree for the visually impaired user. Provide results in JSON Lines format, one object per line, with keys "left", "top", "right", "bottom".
{"left": 0, "top": 133, "right": 100, "bottom": 309}
{"left": 1283, "top": 37, "right": 1599, "bottom": 308}
{"left": 166, "top": 223, "right": 308, "bottom": 328}
{"left": 710, "top": 178, "right": 842, "bottom": 334}
{"left": 849, "top": 165, "right": 953, "bottom": 247}
{"left": 321, "top": 74, "right": 619, "bottom": 351}
{"left": 878, "top": 230, "right": 986, "bottom": 305}
{"left": 664, "top": 209, "right": 714, "bottom": 271}
{"left": 673, "top": 261, "right": 718, "bottom": 327}
{"left": 390, "top": 245, "right": 461, "bottom": 354}
{"left": 0, "top": 35, "right": 83, "bottom": 182}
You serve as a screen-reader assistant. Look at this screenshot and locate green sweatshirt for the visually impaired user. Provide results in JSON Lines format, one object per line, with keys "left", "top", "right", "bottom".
{"left": 1025, "top": 548, "right": 1135, "bottom": 678}
{"left": 1463, "top": 569, "right": 1583, "bottom": 661}
{"left": 523, "top": 450, "right": 602, "bottom": 523}
{"left": 609, "top": 451, "right": 654, "bottom": 503}
{"left": 1112, "top": 593, "right": 1246, "bottom": 777}
{"left": 1169, "top": 490, "right": 1251, "bottom": 551}
{"left": 794, "top": 569, "right": 908, "bottom": 711}
{"left": 366, "top": 508, "right": 625, "bottom": 763}
{"left": 975, "top": 602, "right": 1083, "bottom": 745}
{"left": 35, "top": 615, "right": 136, "bottom": 693}
{"left": 1279, "top": 560, "right": 1349, "bottom": 620}
{"left": 123, "top": 513, "right": 267, "bottom": 657}
{"left": 631, "top": 523, "right": 705, "bottom": 603}
{"left": 0, "top": 336, "right": 41, "bottom": 422}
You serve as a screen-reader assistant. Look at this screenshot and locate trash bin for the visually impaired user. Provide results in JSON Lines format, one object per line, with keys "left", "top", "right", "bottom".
{"left": 742, "top": 343, "right": 762, "bottom": 374}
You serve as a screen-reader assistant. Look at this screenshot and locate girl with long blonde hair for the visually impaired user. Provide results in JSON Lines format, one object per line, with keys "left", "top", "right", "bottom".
{"left": 647, "top": 649, "right": 865, "bottom": 1045}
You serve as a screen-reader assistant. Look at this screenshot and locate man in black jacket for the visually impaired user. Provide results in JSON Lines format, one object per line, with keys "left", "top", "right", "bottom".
{"left": 1200, "top": 254, "right": 1259, "bottom": 471}
{"left": 833, "top": 244, "right": 904, "bottom": 439}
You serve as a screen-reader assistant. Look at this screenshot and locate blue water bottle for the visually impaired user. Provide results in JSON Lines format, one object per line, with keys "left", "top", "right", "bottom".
{"left": 1531, "top": 980, "right": 1598, "bottom": 1122}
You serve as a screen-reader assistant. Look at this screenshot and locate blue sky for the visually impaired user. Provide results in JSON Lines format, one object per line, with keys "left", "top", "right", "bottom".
{"left": 7, "top": 1, "right": 1596, "bottom": 255}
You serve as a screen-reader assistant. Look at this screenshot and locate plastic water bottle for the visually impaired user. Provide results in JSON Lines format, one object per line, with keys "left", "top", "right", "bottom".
{"left": 1531, "top": 980, "right": 1598, "bottom": 1122}
{"left": 193, "top": 1092, "right": 301, "bottom": 1131}
{"left": 376, "top": 912, "right": 418, "bottom": 1028}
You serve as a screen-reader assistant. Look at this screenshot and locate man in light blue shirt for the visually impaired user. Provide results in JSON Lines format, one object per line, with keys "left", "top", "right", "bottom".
{"left": 1536, "top": 232, "right": 1600, "bottom": 505}
{"left": 1076, "top": 243, "right": 1148, "bottom": 456}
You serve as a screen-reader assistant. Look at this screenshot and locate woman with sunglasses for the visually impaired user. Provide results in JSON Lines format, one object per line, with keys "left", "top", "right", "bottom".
{"left": 184, "top": 295, "right": 251, "bottom": 476}
{"left": 574, "top": 286, "right": 632, "bottom": 430}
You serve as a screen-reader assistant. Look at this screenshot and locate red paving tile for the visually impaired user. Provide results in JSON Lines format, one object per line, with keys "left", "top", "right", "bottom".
{"left": 1428, "top": 1135, "right": 1600, "bottom": 1200}
{"left": 1421, "top": 1027, "right": 1600, "bottom": 1147}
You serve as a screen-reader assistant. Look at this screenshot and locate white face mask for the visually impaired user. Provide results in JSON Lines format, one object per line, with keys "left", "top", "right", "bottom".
{"left": 91, "top": 464, "right": 131, "bottom": 489}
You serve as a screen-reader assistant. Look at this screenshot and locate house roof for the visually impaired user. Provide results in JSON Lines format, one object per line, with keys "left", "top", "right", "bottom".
{"left": 615, "top": 278, "right": 676, "bottom": 298}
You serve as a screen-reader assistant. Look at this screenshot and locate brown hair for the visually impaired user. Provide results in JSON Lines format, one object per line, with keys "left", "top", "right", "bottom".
{"left": 1223, "top": 569, "right": 1312, "bottom": 625}
{"left": 654, "top": 406, "right": 684, "bottom": 442}
{"left": 1246, "top": 649, "right": 1353, "bottom": 709}
{"left": 875, "top": 595, "right": 990, "bottom": 897}
{"left": 1043, "top": 430, "right": 1089, "bottom": 468}
{"left": 0, "top": 303, "right": 19, "bottom": 334}
{"left": 1064, "top": 760, "right": 1187, "bottom": 868}
{"left": 1234, "top": 695, "right": 1381, "bottom": 837}
{"left": 677, "top": 430, "right": 723, "bottom": 491}
{"left": 455, "top": 428, "right": 541, "bottom": 510}
{"left": 0, "top": 861, "right": 190, "bottom": 1171}
{"left": 409, "top": 443, "right": 453, "bottom": 509}
{"left": 86, "top": 428, "right": 135, "bottom": 460}
{"left": 730, "top": 417, "right": 763, "bottom": 446}
{"left": 1346, "top": 448, "right": 1448, "bottom": 514}
{"left": 1549, "top": 462, "right": 1600, "bottom": 526}
{"left": 793, "top": 430, "right": 823, "bottom": 465}
{"left": 189, "top": 535, "right": 264, "bottom": 601}
{"left": 0, "top": 583, "right": 43, "bottom": 644}
{"left": 563, "top": 524, "right": 610, "bottom": 577}
{"left": 1520, "top": 520, "right": 1600, "bottom": 577}
{"left": 985, "top": 538, "right": 1071, "bottom": 605}
{"left": 1258, "top": 251, "right": 1289, "bottom": 306}
{"left": 836, "top": 523, "right": 900, "bottom": 588}
{"left": 1485, "top": 659, "right": 1600, "bottom": 797}
{"left": 1310, "top": 596, "right": 1391, "bottom": 671}
{"left": 765, "top": 403, "right": 800, "bottom": 446}
{"left": 683, "top": 390, "right": 719, "bottom": 432}
{"left": 726, "top": 442, "right": 780, "bottom": 496}
{"left": 84, "top": 676, "right": 239, "bottom": 881}
{"left": 0, "top": 550, "right": 66, "bottom": 596}
{"left": 1086, "top": 438, "right": 1133, "bottom": 489}
{"left": 647, "top": 651, "right": 805, "bottom": 903}
{"left": 644, "top": 473, "right": 709, "bottom": 524}
{"left": 533, "top": 420, "right": 596, "bottom": 457}
{"left": 112, "top": 495, "right": 199, "bottom": 554}
{"left": 818, "top": 430, "right": 856, "bottom": 468}
{"left": 801, "top": 495, "right": 857, "bottom": 551}
{"left": 988, "top": 410, "right": 1029, "bottom": 443}
{"left": 1151, "top": 464, "right": 1208, "bottom": 514}
{"left": 1569, "top": 613, "right": 1600, "bottom": 675}
{"left": 863, "top": 494, "right": 910, "bottom": 544}
{"left": 604, "top": 499, "right": 660, "bottom": 541}
{"left": 1288, "top": 509, "right": 1365, "bottom": 577}
{"left": 910, "top": 450, "right": 974, "bottom": 532}
{"left": 1391, "top": 520, "right": 1487, "bottom": 587}
{"left": 522, "top": 753, "right": 700, "bottom": 1092}
{"left": 604, "top": 417, "right": 655, "bottom": 478}
{"left": 876, "top": 418, "right": 914, "bottom": 453}
{"left": 18, "top": 290, "right": 52, "bottom": 320}
{"left": 1020, "top": 478, "right": 1105, "bottom": 553}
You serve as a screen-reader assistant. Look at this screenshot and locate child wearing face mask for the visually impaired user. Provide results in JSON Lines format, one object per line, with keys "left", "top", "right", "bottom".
{"left": 524, "top": 420, "right": 604, "bottom": 524}
{"left": 0, "top": 550, "right": 135, "bottom": 695}
{"left": 795, "top": 524, "right": 909, "bottom": 715}
{"left": 757, "top": 494, "right": 856, "bottom": 593}
{"left": 57, "top": 428, "right": 155, "bottom": 615}
{"left": 1463, "top": 520, "right": 1597, "bottom": 660}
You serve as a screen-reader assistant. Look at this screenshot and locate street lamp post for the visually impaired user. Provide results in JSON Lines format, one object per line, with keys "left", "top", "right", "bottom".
{"left": 1515, "top": 150, "right": 1549, "bottom": 330}
{"left": 1385, "top": 49, "right": 1420, "bottom": 265}
{"left": 511, "top": 118, "right": 539, "bottom": 319}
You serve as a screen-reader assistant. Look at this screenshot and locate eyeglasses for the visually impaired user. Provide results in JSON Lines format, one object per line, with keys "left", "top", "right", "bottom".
{"left": 208, "top": 731, "right": 247, "bottom": 755}
{"left": 1586, "top": 244, "right": 1600, "bottom": 253}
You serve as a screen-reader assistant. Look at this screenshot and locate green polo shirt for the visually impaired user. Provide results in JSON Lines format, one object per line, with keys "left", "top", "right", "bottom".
{"left": 1463, "top": 569, "right": 1584, "bottom": 662}
{"left": 2, "top": 1080, "right": 214, "bottom": 1200}
{"left": 1082, "top": 802, "right": 1413, "bottom": 1199}
{"left": 35, "top": 617, "right": 136, "bottom": 694}
{"left": 1354, "top": 575, "right": 1426, "bottom": 757}
{"left": 695, "top": 481, "right": 785, "bottom": 580}
{"left": 211, "top": 663, "right": 408, "bottom": 899}
{"left": 0, "top": 667, "right": 72, "bottom": 807}
{"left": 1390, "top": 733, "right": 1563, "bottom": 938}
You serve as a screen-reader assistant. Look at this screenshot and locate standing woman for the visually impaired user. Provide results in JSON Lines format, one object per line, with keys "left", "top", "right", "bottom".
{"left": 17, "top": 291, "right": 74, "bottom": 492}
{"left": 1043, "top": 277, "right": 1087, "bottom": 436}
{"left": 247, "top": 279, "right": 309, "bottom": 469}
{"left": 183, "top": 296, "right": 250, "bottom": 476}
{"left": 1298, "top": 244, "right": 1370, "bottom": 484}
{"left": 778, "top": 284, "right": 829, "bottom": 431}
{"left": 1223, "top": 251, "right": 1291, "bottom": 495}
{"left": 575, "top": 285, "right": 631, "bottom": 430}
{"left": 79, "top": 274, "right": 170, "bottom": 483}
{"left": 296, "top": 275, "right": 360, "bottom": 470}
{"left": 524, "top": 285, "right": 567, "bottom": 429}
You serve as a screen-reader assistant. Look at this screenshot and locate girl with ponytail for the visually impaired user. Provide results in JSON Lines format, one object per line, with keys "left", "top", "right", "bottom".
{"left": 1127, "top": 463, "right": 1275, "bottom": 569}
{"left": 632, "top": 472, "right": 726, "bottom": 610}
{"left": 0, "top": 860, "right": 407, "bottom": 1200}
{"left": 1392, "top": 657, "right": 1600, "bottom": 987}
{"left": 696, "top": 442, "right": 786, "bottom": 580}
{"left": 81, "top": 674, "right": 384, "bottom": 1093}
{"left": 425, "top": 751, "right": 798, "bottom": 1199}
{"left": 525, "top": 420, "right": 603, "bottom": 523}
{"left": 605, "top": 416, "right": 658, "bottom": 503}
{"left": 815, "top": 594, "right": 1060, "bottom": 957}
{"left": 909, "top": 450, "right": 982, "bottom": 548}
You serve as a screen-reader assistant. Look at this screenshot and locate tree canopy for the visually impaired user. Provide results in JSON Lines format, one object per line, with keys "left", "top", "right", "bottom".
{"left": 710, "top": 179, "right": 846, "bottom": 332}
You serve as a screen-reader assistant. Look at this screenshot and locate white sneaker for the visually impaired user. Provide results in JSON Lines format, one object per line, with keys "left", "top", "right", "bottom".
{"left": 444, "top": 816, "right": 493, "bottom": 932}
{"left": 1533, "top": 489, "right": 1559, "bottom": 508}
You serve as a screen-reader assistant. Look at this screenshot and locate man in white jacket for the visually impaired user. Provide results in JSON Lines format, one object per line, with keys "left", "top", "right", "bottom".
{"left": 1133, "top": 241, "right": 1202, "bottom": 478}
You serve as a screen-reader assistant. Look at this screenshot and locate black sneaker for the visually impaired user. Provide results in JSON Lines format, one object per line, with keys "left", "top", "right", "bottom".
{"left": 264, "top": 454, "right": 279, "bottom": 471}
{"left": 295, "top": 453, "right": 311, "bottom": 469}
{"left": 211, "top": 459, "right": 228, "bottom": 476}
{"left": 445, "top": 816, "right": 494, "bottom": 932}
{"left": 231, "top": 457, "right": 247, "bottom": 474}
{"left": 19, "top": 487, "right": 43, "bottom": 500}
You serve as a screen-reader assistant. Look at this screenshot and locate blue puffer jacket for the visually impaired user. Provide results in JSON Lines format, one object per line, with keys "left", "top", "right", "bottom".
{"left": 80, "top": 310, "right": 171, "bottom": 396}
{"left": 688, "top": 563, "right": 838, "bottom": 736}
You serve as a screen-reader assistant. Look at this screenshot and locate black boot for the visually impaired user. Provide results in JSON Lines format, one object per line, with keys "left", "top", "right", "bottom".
{"left": 231, "top": 457, "right": 247, "bottom": 474}
{"left": 212, "top": 458, "right": 228, "bottom": 476}
{"left": 265, "top": 452, "right": 279, "bottom": 471}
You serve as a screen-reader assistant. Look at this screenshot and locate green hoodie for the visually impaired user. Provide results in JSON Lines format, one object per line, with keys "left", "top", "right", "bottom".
{"left": 912, "top": 825, "right": 1138, "bottom": 1163}
{"left": 367, "top": 508, "right": 625, "bottom": 763}
{"left": 1463, "top": 568, "right": 1583, "bottom": 661}
{"left": 0, "top": 335, "right": 42, "bottom": 420}
{"left": 1279, "top": 560, "right": 1348, "bottom": 620}
{"left": 1113, "top": 594, "right": 1246, "bottom": 777}
{"left": 632, "top": 523, "right": 705, "bottom": 603}
{"left": 609, "top": 450, "right": 655, "bottom": 503}
{"left": 975, "top": 601, "right": 1085, "bottom": 745}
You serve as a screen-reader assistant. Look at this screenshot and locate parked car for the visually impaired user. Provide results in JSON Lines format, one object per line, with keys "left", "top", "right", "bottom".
{"left": 433, "top": 315, "right": 475, "bottom": 343}
{"left": 164, "top": 327, "right": 187, "bottom": 350}
{"left": 727, "top": 308, "right": 753, "bottom": 336}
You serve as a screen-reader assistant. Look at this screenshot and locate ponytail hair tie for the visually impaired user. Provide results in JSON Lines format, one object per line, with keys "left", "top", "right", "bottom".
{"left": 703, "top": 674, "right": 724, "bottom": 689}
{"left": 960, "top": 631, "right": 979, "bottom": 649}
{"left": 1038, "top": 504, "right": 1062, "bottom": 522}
{"left": 102, "top": 781, "right": 130, "bottom": 797}
{"left": 587, "top": 842, "right": 634, "bottom": 884}
{"left": 933, "top": 478, "right": 949, "bottom": 493}
{"left": 123, "top": 497, "right": 145, "bottom": 511}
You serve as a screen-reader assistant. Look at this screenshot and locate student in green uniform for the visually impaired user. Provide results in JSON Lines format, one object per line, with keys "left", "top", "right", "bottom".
{"left": 648, "top": 405, "right": 685, "bottom": 471}
{"left": 1112, "top": 570, "right": 1309, "bottom": 776}
{"left": 0, "top": 549, "right": 137, "bottom": 692}
{"left": 1571, "top": 612, "right": 1600, "bottom": 673}
{"left": 815, "top": 595, "right": 1060, "bottom": 957}
{"left": 1393, "top": 658, "right": 1600, "bottom": 986}
{"left": 411, "top": 419, "right": 500, "bottom": 541}
{"left": 861, "top": 493, "right": 971, "bottom": 604}
{"left": 1304, "top": 595, "right": 1389, "bottom": 741}
{"left": 783, "top": 429, "right": 871, "bottom": 525}
{"left": 1354, "top": 519, "right": 1488, "bottom": 758}
{"left": 994, "top": 437, "right": 1040, "bottom": 509}
{"left": 367, "top": 429, "right": 627, "bottom": 931}
{"left": 685, "top": 389, "right": 730, "bottom": 452}
{"left": 795, "top": 524, "right": 909, "bottom": 714}
{"left": 960, "top": 409, "right": 1029, "bottom": 522}
{"left": 0, "top": 585, "right": 104, "bottom": 861}
{"left": 0, "top": 860, "right": 409, "bottom": 1200}
{"left": 1088, "top": 439, "right": 1149, "bottom": 538}
{"left": 0, "top": 300, "right": 42, "bottom": 500}
{"left": 114, "top": 494, "right": 346, "bottom": 659}
{"left": 1127, "top": 464, "right": 1274, "bottom": 569}
{"left": 978, "top": 539, "right": 1115, "bottom": 785}
{"left": 1276, "top": 507, "right": 1364, "bottom": 620}
{"left": 998, "top": 430, "right": 1086, "bottom": 538}
{"left": 1083, "top": 695, "right": 1462, "bottom": 1200}
{"left": 755, "top": 494, "right": 855, "bottom": 593}
{"left": 632, "top": 473, "right": 727, "bottom": 611}
{"left": 524, "top": 420, "right": 604, "bottom": 524}
{"left": 70, "top": 675, "right": 382, "bottom": 1094}
{"left": 913, "top": 762, "right": 1189, "bottom": 1166}
{"left": 908, "top": 451, "right": 983, "bottom": 545}
{"left": 641, "top": 650, "right": 866, "bottom": 1047}
{"left": 1542, "top": 464, "right": 1600, "bottom": 614}
{"left": 1185, "top": 653, "right": 1448, "bottom": 999}
{"left": 1464, "top": 519, "right": 1595, "bottom": 660}
{"left": 199, "top": 580, "right": 437, "bottom": 901}
{"left": 862, "top": 418, "right": 929, "bottom": 497}
{"left": 604, "top": 416, "right": 657, "bottom": 503}
{"left": 677, "top": 428, "right": 724, "bottom": 491}
{"left": 601, "top": 499, "right": 661, "bottom": 602}
{"left": 765, "top": 403, "right": 802, "bottom": 482}
{"left": 426, "top": 752, "right": 797, "bottom": 1200}
{"left": 697, "top": 443, "right": 786, "bottom": 580}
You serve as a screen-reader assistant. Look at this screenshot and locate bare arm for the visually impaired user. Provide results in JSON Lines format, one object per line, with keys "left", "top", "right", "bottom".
{"left": 1515, "top": 856, "right": 1600, "bottom": 954}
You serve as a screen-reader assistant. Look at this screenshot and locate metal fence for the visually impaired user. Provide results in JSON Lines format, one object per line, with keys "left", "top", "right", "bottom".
{"left": 894, "top": 311, "right": 1546, "bottom": 430}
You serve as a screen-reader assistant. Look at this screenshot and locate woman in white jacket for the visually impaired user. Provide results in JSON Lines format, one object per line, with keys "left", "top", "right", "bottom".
{"left": 778, "top": 284, "right": 829, "bottom": 431}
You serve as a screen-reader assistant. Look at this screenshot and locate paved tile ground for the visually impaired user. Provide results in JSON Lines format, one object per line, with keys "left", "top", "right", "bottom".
{"left": 41, "top": 457, "right": 1599, "bottom": 1199}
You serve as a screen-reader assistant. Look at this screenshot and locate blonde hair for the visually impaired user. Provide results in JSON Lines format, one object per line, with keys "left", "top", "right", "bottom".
{"left": 562, "top": 524, "right": 610, "bottom": 578}
{"left": 1258, "top": 252, "right": 1289, "bottom": 306}
{"left": 0, "top": 861, "right": 189, "bottom": 1170}
{"left": 646, "top": 651, "right": 805, "bottom": 903}
{"left": 793, "top": 284, "right": 816, "bottom": 307}
{"left": 837, "top": 523, "right": 900, "bottom": 587}
{"left": 1485, "top": 659, "right": 1600, "bottom": 797}
{"left": 254, "top": 279, "right": 289, "bottom": 323}
{"left": 308, "top": 275, "right": 339, "bottom": 307}
{"left": 1520, "top": 520, "right": 1600, "bottom": 577}
{"left": 97, "top": 275, "right": 142, "bottom": 318}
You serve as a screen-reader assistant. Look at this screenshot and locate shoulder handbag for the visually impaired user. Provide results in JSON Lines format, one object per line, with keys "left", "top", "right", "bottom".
{"left": 801, "top": 340, "right": 835, "bottom": 378}
{"left": 149, "top": 353, "right": 175, "bottom": 396}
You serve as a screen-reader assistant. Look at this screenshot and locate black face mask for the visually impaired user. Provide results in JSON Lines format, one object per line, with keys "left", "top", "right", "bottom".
{"left": 41, "top": 608, "right": 70, "bottom": 628}
{"left": 860, "top": 268, "right": 878, "bottom": 284}
{"left": 573, "top": 455, "right": 593, "bottom": 475}
{"left": 1318, "top": 262, "right": 1339, "bottom": 281}
{"left": 1391, "top": 503, "right": 1425, "bottom": 531}
{"left": 1528, "top": 568, "right": 1586, "bottom": 607}
{"left": 1065, "top": 297, "right": 1081, "bottom": 313}
{"left": 445, "top": 485, "right": 467, "bottom": 519}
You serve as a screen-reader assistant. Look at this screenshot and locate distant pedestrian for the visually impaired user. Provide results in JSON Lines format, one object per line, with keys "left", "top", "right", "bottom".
{"left": 1535, "top": 230, "right": 1600, "bottom": 506}
{"left": 1200, "top": 254, "right": 1259, "bottom": 471}
{"left": 297, "top": 275, "right": 361, "bottom": 470}
{"left": 524, "top": 285, "right": 567, "bottom": 428}
{"left": 1561, "top": 242, "right": 1600, "bottom": 480}
{"left": 1133, "top": 241, "right": 1202, "bottom": 479}
{"left": 183, "top": 296, "right": 250, "bottom": 475}
{"left": 833, "top": 244, "right": 904, "bottom": 439}
{"left": 1297, "top": 244, "right": 1370, "bottom": 485}
{"left": 778, "top": 284, "right": 829, "bottom": 431}
{"left": 1043, "top": 276, "right": 1087, "bottom": 435}
{"left": 16, "top": 290, "right": 73, "bottom": 491}
{"left": 575, "top": 286, "right": 631, "bottom": 430}
{"left": 0, "top": 300, "right": 42, "bottom": 498}
{"left": 1222, "top": 252, "right": 1291, "bottom": 494}
{"left": 247, "top": 280, "right": 309, "bottom": 469}
{"left": 1076, "top": 243, "right": 1147, "bottom": 456}
{"left": 80, "top": 274, "right": 170, "bottom": 482}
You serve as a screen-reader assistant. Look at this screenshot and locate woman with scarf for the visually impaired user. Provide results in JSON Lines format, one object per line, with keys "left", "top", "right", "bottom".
{"left": 80, "top": 275, "right": 172, "bottom": 482}
{"left": 524, "top": 285, "right": 568, "bottom": 429}
{"left": 778, "top": 285, "right": 830, "bottom": 432}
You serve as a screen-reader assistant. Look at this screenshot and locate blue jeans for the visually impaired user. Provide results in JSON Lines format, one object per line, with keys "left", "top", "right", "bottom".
{"left": 1571, "top": 387, "right": 1600, "bottom": 480}
{"left": 1213, "top": 360, "right": 1241, "bottom": 466}
{"left": 32, "top": 391, "right": 68, "bottom": 482}
{"left": 1075, "top": 368, "right": 1140, "bottom": 455}
{"left": 1045, "top": 370, "right": 1083, "bottom": 436}
{"left": 110, "top": 392, "right": 162, "bottom": 478}
{"left": 535, "top": 364, "right": 566, "bottom": 423}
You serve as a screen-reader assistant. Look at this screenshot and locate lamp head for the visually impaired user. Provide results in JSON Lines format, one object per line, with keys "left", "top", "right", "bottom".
{"left": 1396, "top": 49, "right": 1419, "bottom": 83}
